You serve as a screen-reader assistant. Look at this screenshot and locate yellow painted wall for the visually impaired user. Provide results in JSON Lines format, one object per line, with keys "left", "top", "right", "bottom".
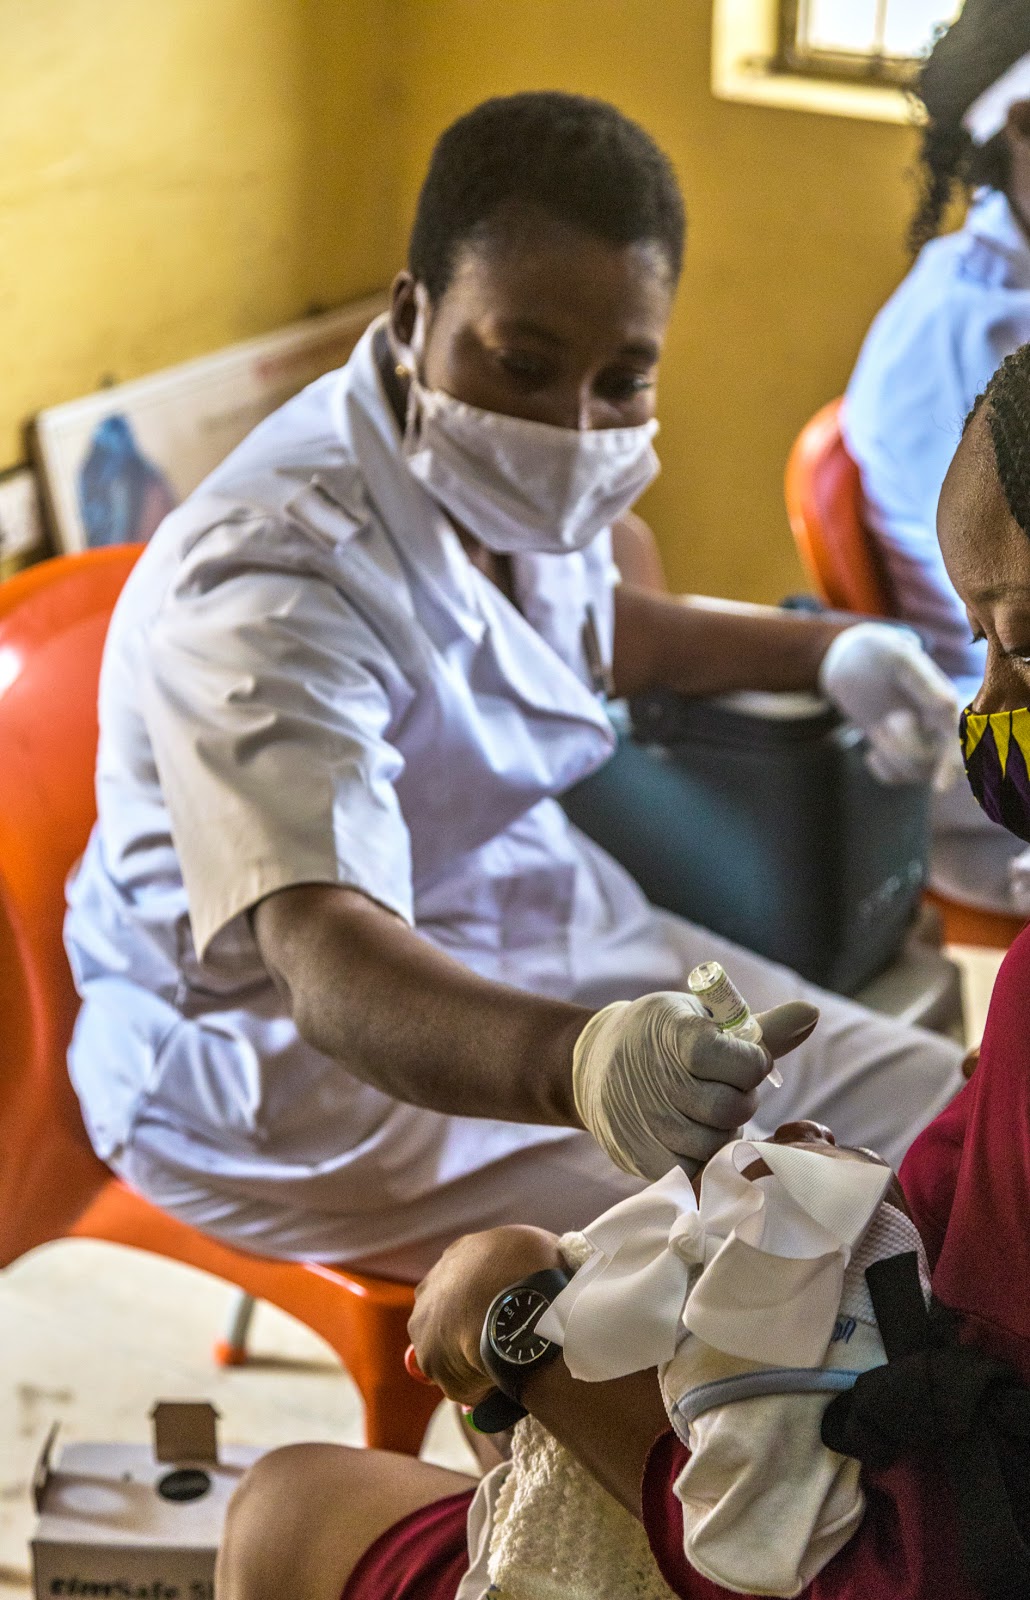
{"left": 1, "top": 0, "right": 927, "bottom": 603}
{"left": 0, "top": 0, "right": 399, "bottom": 471}
{"left": 393, "top": 0, "right": 924, "bottom": 602}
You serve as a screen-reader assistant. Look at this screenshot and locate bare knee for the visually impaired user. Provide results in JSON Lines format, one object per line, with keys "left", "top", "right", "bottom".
{"left": 216, "top": 1438, "right": 475, "bottom": 1600}
{"left": 217, "top": 1443, "right": 363, "bottom": 1600}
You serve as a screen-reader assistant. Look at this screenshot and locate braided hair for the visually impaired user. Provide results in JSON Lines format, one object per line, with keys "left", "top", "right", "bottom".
{"left": 910, "top": 0, "right": 1030, "bottom": 254}
{"left": 973, "top": 342, "right": 1030, "bottom": 536}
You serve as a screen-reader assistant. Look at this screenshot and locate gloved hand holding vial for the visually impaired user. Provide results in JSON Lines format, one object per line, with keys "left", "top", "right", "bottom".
{"left": 572, "top": 975, "right": 820, "bottom": 1180}
{"left": 687, "top": 961, "right": 783, "bottom": 1087}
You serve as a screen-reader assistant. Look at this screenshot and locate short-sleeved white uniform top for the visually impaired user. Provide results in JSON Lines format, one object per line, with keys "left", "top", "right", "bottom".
{"left": 64, "top": 318, "right": 684, "bottom": 1217}
{"left": 844, "top": 189, "right": 1030, "bottom": 705}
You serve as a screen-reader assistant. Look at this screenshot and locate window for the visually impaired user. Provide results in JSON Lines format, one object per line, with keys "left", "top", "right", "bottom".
{"left": 711, "top": 0, "right": 950, "bottom": 126}
{"left": 779, "top": 1, "right": 962, "bottom": 87}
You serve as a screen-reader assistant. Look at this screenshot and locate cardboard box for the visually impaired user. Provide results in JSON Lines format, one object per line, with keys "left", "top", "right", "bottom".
{"left": 31, "top": 1402, "right": 265, "bottom": 1600}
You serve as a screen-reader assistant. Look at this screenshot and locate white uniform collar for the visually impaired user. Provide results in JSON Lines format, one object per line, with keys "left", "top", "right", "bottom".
{"left": 965, "top": 188, "right": 1030, "bottom": 284}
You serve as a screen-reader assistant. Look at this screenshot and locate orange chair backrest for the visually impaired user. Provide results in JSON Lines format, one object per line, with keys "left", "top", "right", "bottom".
{"left": 785, "top": 399, "right": 894, "bottom": 618}
{"left": 0, "top": 545, "right": 143, "bottom": 1261}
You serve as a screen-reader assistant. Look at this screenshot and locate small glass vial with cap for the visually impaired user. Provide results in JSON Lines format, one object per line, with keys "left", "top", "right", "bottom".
{"left": 687, "top": 960, "right": 783, "bottom": 1089}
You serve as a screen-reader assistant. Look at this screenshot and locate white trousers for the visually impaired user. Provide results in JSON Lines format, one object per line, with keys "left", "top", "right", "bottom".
{"left": 115, "top": 905, "right": 964, "bottom": 1282}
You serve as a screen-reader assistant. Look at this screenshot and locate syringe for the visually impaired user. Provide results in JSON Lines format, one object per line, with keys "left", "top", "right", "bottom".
{"left": 687, "top": 960, "right": 783, "bottom": 1089}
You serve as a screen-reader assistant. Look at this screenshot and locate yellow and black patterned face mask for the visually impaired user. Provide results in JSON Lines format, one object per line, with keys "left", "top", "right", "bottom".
{"left": 960, "top": 705, "right": 1030, "bottom": 843}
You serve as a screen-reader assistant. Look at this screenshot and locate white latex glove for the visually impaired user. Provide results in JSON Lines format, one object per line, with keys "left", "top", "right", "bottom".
{"left": 572, "top": 992, "right": 820, "bottom": 1180}
{"left": 1008, "top": 847, "right": 1030, "bottom": 916}
{"left": 817, "top": 622, "right": 961, "bottom": 789}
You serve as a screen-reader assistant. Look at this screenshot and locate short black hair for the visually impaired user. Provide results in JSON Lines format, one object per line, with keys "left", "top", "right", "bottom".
{"left": 910, "top": 0, "right": 1030, "bottom": 253}
{"left": 970, "top": 343, "right": 1030, "bottom": 537}
{"left": 408, "top": 91, "right": 685, "bottom": 300}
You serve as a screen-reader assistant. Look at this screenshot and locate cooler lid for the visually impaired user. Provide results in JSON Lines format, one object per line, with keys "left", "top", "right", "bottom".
{"left": 630, "top": 688, "right": 842, "bottom": 748}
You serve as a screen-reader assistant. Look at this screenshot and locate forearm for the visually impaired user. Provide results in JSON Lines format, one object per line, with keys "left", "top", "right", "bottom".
{"left": 408, "top": 1225, "right": 671, "bottom": 1517}
{"left": 520, "top": 1360, "right": 670, "bottom": 1518}
{"left": 253, "top": 884, "right": 588, "bottom": 1125}
{"left": 613, "top": 584, "right": 849, "bottom": 699}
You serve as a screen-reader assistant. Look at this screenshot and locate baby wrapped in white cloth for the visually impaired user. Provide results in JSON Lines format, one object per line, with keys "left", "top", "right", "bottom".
{"left": 455, "top": 1128, "right": 931, "bottom": 1600}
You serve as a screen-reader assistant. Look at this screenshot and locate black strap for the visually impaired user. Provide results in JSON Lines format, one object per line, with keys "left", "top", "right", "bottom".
{"left": 469, "top": 1389, "right": 527, "bottom": 1435}
{"left": 865, "top": 1253, "right": 929, "bottom": 1361}
{"left": 821, "top": 1251, "right": 1030, "bottom": 1600}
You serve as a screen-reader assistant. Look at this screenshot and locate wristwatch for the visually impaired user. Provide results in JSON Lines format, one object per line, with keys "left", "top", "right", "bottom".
{"left": 470, "top": 1266, "right": 570, "bottom": 1433}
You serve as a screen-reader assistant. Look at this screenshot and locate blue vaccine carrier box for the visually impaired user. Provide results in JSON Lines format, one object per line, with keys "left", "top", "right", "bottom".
{"left": 560, "top": 689, "right": 931, "bottom": 997}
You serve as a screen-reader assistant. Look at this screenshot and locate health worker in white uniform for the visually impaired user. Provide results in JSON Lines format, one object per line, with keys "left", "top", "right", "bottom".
{"left": 66, "top": 93, "right": 965, "bottom": 1280}
{"left": 845, "top": 0, "right": 1030, "bottom": 915}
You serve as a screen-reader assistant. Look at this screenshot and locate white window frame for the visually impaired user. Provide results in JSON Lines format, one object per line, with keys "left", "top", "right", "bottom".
{"left": 711, "top": 0, "right": 925, "bottom": 126}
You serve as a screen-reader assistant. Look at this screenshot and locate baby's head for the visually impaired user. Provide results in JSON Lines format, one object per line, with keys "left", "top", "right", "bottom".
{"left": 694, "top": 1120, "right": 908, "bottom": 1214}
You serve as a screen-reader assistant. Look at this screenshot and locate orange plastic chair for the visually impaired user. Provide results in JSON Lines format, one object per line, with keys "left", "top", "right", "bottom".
{"left": 785, "top": 400, "right": 1026, "bottom": 951}
{"left": 0, "top": 546, "right": 439, "bottom": 1454}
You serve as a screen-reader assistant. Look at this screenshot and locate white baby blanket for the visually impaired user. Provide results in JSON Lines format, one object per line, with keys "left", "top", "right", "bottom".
{"left": 457, "top": 1140, "right": 930, "bottom": 1598}
{"left": 540, "top": 1140, "right": 930, "bottom": 1596}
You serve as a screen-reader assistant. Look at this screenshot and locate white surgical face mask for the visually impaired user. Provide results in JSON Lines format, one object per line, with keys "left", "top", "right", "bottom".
{"left": 395, "top": 301, "right": 660, "bottom": 556}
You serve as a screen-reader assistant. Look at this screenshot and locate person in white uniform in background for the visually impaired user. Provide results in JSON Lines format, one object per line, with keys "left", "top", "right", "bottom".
{"left": 845, "top": 0, "right": 1030, "bottom": 914}
{"left": 66, "top": 93, "right": 964, "bottom": 1281}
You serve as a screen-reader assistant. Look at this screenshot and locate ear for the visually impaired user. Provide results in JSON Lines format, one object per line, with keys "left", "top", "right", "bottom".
{"left": 389, "top": 272, "right": 419, "bottom": 351}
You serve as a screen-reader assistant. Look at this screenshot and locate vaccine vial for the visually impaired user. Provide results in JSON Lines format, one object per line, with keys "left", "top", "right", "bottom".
{"left": 687, "top": 961, "right": 783, "bottom": 1089}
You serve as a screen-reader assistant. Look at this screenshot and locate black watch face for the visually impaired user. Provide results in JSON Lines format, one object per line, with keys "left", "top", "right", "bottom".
{"left": 489, "top": 1287, "right": 553, "bottom": 1365}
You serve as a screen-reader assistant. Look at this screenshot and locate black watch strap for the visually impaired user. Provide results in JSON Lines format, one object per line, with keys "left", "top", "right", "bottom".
{"left": 479, "top": 1265, "right": 570, "bottom": 1405}
{"left": 468, "top": 1389, "right": 528, "bottom": 1434}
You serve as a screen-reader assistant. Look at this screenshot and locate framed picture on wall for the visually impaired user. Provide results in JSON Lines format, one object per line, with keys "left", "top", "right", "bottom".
{"left": 0, "top": 466, "right": 47, "bottom": 580}
{"left": 32, "top": 292, "right": 388, "bottom": 553}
